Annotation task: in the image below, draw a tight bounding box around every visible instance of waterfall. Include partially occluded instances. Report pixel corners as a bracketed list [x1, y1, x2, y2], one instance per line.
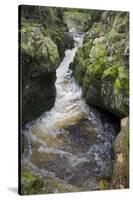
[21, 31, 116, 191]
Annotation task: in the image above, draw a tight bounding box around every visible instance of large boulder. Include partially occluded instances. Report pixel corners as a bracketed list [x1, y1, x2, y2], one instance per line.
[20, 23, 60, 125]
[111, 117, 129, 189]
[72, 11, 129, 118]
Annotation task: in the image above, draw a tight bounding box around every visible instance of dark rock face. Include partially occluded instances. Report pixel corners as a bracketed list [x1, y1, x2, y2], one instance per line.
[19, 5, 73, 125]
[22, 72, 56, 125]
[71, 11, 129, 118]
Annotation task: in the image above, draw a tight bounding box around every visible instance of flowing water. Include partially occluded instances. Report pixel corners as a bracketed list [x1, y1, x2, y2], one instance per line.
[21, 32, 117, 192]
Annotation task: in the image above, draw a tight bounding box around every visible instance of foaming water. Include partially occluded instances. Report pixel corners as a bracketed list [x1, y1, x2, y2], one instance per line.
[21, 33, 116, 190]
[34, 34, 90, 134]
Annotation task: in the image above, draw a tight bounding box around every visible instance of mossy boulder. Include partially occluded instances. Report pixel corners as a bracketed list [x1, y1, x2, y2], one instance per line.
[71, 11, 129, 118]
[101, 65, 129, 117]
[20, 172, 78, 195]
[20, 5, 74, 125]
[20, 23, 59, 125]
[21, 23, 60, 73]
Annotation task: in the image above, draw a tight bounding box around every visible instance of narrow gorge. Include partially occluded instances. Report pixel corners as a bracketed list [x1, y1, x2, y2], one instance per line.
[19, 6, 129, 195]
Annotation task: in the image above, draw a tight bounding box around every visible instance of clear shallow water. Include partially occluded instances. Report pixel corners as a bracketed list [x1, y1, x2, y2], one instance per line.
[21, 33, 117, 191]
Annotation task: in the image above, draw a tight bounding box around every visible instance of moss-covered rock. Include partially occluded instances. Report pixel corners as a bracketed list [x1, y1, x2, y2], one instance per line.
[20, 171, 78, 195]
[64, 9, 102, 31]
[71, 11, 129, 118]
[20, 23, 59, 124]
[42, 176, 79, 193]
[101, 65, 129, 117]
[19, 5, 74, 125]
[98, 180, 110, 190]
[21, 24, 60, 72]
[21, 172, 44, 195]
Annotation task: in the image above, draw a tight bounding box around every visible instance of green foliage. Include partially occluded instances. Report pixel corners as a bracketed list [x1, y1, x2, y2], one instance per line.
[85, 23, 104, 39]
[107, 29, 120, 42]
[113, 12, 129, 33]
[90, 39, 107, 61]
[102, 65, 118, 79]
[21, 172, 43, 195]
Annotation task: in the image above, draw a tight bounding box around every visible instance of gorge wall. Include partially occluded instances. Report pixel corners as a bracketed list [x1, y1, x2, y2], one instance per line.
[71, 11, 129, 118]
[19, 5, 73, 125]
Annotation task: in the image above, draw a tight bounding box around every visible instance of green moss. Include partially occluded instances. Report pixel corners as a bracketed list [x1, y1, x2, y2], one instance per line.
[113, 12, 129, 33]
[113, 78, 121, 94]
[107, 29, 120, 42]
[83, 57, 107, 97]
[21, 172, 34, 180]
[90, 39, 107, 61]
[21, 23, 60, 72]
[102, 65, 118, 79]
[90, 57, 107, 75]
[101, 64, 129, 116]
[42, 26, 72, 58]
[71, 11, 129, 118]
[82, 40, 93, 58]
[98, 180, 109, 190]
[85, 23, 104, 39]
[113, 76, 128, 96]
[21, 172, 43, 195]
[72, 47, 89, 85]
[74, 58, 89, 85]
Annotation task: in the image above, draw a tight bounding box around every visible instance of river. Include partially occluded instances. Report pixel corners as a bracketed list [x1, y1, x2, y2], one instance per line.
[21, 32, 117, 191]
